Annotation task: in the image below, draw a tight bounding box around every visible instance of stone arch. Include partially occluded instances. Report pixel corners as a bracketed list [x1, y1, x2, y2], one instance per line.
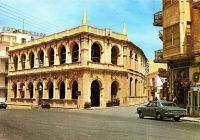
[91, 80, 100, 107]
[19, 82, 25, 98]
[135, 79, 138, 96]
[28, 82, 34, 98]
[59, 44, 66, 64]
[71, 42, 79, 62]
[12, 82, 17, 98]
[47, 81, 54, 99]
[72, 80, 78, 99]
[111, 80, 119, 99]
[90, 78, 103, 90]
[130, 77, 133, 96]
[37, 49, 44, 67]
[111, 46, 119, 65]
[29, 51, 35, 68]
[91, 42, 101, 63]
[21, 53, 26, 70]
[59, 81, 65, 99]
[13, 55, 18, 70]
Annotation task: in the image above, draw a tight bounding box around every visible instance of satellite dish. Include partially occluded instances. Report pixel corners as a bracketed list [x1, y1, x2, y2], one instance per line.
[193, 72, 199, 83]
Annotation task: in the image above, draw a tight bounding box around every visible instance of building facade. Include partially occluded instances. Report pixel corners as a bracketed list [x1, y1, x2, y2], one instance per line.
[7, 12, 147, 109]
[147, 59, 168, 101]
[0, 32, 31, 102]
[154, 0, 200, 116]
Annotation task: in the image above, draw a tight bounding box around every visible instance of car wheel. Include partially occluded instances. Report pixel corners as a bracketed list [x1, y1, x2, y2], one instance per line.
[174, 117, 180, 121]
[139, 111, 144, 118]
[156, 112, 162, 121]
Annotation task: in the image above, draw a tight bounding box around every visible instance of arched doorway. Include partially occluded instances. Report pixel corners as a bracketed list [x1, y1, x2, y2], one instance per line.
[91, 80, 100, 107]
[49, 82, 54, 99]
[91, 43, 100, 63]
[135, 79, 138, 96]
[60, 81, 65, 99]
[130, 78, 133, 96]
[37, 82, 43, 105]
[72, 81, 78, 99]
[60, 45, 66, 64]
[13, 83, 17, 98]
[20, 83, 25, 98]
[29, 82, 34, 98]
[111, 81, 118, 99]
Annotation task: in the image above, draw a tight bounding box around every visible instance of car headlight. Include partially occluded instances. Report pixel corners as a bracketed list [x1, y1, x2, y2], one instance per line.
[165, 110, 172, 114]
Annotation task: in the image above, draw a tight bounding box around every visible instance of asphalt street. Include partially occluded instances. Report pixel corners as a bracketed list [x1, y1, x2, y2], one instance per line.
[0, 104, 200, 140]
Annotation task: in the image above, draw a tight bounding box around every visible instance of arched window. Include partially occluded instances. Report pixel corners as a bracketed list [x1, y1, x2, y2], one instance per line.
[130, 50, 133, 58]
[111, 46, 117, 64]
[72, 81, 78, 99]
[20, 83, 25, 98]
[130, 78, 133, 96]
[49, 48, 54, 66]
[111, 81, 118, 99]
[14, 56, 18, 70]
[21, 54, 26, 70]
[49, 82, 54, 99]
[72, 43, 79, 62]
[29, 82, 34, 98]
[91, 43, 100, 63]
[39, 51, 44, 67]
[13, 83, 17, 98]
[60, 45, 66, 64]
[30, 53, 34, 68]
[60, 81, 65, 99]
[135, 54, 138, 60]
[135, 79, 138, 96]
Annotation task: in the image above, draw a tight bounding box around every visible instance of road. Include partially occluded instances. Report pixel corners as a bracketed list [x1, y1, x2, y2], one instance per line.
[0, 104, 200, 140]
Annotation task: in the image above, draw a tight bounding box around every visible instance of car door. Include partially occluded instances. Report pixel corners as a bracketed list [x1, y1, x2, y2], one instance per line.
[143, 102, 153, 116]
[150, 102, 157, 116]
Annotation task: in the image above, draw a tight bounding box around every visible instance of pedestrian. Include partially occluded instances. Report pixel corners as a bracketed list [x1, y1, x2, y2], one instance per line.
[173, 96, 178, 104]
[155, 96, 158, 101]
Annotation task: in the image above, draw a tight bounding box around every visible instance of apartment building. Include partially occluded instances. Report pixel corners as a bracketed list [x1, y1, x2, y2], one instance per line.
[154, 0, 200, 116]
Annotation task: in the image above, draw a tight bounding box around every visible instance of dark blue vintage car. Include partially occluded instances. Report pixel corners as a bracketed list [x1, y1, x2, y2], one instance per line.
[0, 102, 7, 109]
[137, 101, 187, 121]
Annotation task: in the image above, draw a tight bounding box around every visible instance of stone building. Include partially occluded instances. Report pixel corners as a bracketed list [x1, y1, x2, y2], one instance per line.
[154, 0, 200, 116]
[7, 12, 147, 109]
[0, 31, 31, 102]
[147, 59, 168, 101]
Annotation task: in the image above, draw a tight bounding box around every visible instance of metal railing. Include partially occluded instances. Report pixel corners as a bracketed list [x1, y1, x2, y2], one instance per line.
[153, 11, 163, 26]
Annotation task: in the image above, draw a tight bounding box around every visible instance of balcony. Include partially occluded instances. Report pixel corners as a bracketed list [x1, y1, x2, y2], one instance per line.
[192, 1, 200, 9]
[153, 11, 163, 26]
[154, 49, 167, 63]
[159, 30, 163, 41]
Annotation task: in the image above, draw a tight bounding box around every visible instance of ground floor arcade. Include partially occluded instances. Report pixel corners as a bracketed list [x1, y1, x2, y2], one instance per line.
[7, 69, 147, 109]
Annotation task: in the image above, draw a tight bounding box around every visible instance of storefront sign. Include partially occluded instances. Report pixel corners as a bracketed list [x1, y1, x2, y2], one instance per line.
[181, 79, 189, 88]
[2, 26, 46, 37]
[190, 84, 200, 87]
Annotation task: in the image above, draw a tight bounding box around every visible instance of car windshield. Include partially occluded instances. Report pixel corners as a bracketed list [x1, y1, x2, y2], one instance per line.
[161, 102, 177, 107]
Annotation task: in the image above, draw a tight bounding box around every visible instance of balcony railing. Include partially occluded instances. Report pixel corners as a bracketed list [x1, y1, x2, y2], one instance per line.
[153, 11, 163, 26]
[192, 1, 200, 9]
[154, 49, 167, 63]
[159, 30, 163, 41]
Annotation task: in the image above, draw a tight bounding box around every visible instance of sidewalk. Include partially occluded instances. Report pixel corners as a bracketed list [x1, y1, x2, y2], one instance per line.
[182, 117, 200, 123]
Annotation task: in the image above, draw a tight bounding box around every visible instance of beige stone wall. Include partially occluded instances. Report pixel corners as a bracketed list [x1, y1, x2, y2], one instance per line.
[7, 25, 147, 109]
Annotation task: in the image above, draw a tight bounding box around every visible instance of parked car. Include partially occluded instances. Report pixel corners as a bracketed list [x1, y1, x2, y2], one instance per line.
[0, 102, 7, 109]
[137, 101, 187, 121]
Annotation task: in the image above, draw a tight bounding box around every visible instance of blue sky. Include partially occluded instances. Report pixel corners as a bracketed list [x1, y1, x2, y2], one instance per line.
[0, 0, 162, 60]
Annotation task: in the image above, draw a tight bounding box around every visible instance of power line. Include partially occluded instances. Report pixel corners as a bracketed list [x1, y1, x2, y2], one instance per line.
[0, 8, 61, 32]
[0, 13, 53, 34]
[0, 2, 64, 30]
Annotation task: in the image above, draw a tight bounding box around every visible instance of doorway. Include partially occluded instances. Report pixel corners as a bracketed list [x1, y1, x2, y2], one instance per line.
[91, 80, 100, 107]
